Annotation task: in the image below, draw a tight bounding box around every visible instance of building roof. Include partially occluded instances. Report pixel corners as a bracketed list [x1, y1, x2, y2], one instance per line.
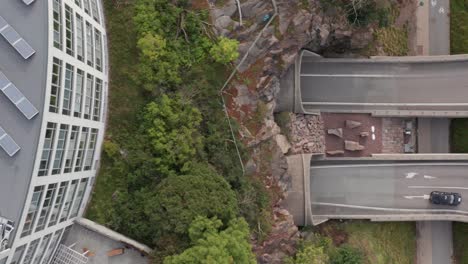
[75, 218, 153, 254]
[0, 1, 48, 224]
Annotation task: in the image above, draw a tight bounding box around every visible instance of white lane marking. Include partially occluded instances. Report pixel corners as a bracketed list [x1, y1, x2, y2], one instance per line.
[439, 7, 445, 13]
[301, 73, 397, 78]
[404, 195, 430, 200]
[312, 202, 468, 214]
[311, 163, 468, 169]
[300, 73, 444, 78]
[302, 102, 468, 107]
[409, 186, 468, 190]
[406, 172, 418, 179]
[431, 0, 437, 6]
[424, 175, 437, 179]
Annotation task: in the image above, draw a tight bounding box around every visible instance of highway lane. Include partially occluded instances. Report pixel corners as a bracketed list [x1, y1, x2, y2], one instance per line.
[429, 0, 450, 55]
[299, 56, 468, 113]
[310, 161, 468, 217]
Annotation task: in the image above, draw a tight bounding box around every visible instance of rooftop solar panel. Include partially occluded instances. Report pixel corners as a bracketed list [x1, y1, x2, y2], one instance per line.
[1, 26, 20, 43]
[0, 71, 39, 120]
[23, 0, 36, 5]
[0, 15, 36, 59]
[0, 126, 20, 157]
[13, 39, 35, 59]
[0, 16, 7, 29]
[0, 72, 10, 89]
[16, 98, 39, 119]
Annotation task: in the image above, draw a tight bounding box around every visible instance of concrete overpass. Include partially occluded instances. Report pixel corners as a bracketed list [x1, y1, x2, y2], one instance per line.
[276, 51, 468, 225]
[283, 154, 468, 226]
[278, 51, 468, 117]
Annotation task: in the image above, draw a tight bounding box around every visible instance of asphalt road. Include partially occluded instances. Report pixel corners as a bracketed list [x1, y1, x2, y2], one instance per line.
[300, 57, 468, 113]
[429, 0, 450, 55]
[310, 161, 468, 217]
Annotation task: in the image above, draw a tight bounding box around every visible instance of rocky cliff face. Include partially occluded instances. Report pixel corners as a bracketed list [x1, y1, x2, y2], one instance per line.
[206, 0, 376, 262]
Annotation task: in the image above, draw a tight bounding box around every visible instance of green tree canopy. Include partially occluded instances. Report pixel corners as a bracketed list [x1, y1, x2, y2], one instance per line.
[144, 164, 239, 238]
[134, 0, 214, 91]
[209, 37, 240, 64]
[137, 33, 183, 89]
[143, 94, 203, 176]
[164, 216, 256, 264]
[290, 244, 329, 264]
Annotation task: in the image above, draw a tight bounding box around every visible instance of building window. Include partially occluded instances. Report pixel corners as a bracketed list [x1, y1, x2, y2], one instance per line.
[38, 123, 57, 177]
[93, 78, 102, 121]
[74, 0, 81, 7]
[84, 74, 93, 119]
[74, 69, 84, 117]
[84, 129, 98, 170]
[74, 127, 89, 172]
[60, 180, 78, 222]
[65, 5, 74, 56]
[52, 124, 69, 175]
[48, 182, 68, 227]
[69, 178, 88, 218]
[86, 22, 94, 67]
[94, 29, 103, 71]
[62, 64, 74, 115]
[76, 14, 85, 62]
[43, 229, 63, 264]
[64, 126, 79, 173]
[35, 184, 57, 232]
[83, 0, 91, 15]
[53, 0, 63, 49]
[22, 239, 40, 264]
[90, 0, 100, 23]
[49, 58, 62, 113]
[33, 233, 52, 264]
[21, 186, 44, 237]
[10, 245, 26, 264]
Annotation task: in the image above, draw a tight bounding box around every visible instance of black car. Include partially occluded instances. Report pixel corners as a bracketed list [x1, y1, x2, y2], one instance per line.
[429, 191, 462, 206]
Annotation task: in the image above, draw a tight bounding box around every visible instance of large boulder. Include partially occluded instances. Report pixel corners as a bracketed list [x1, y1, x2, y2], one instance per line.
[345, 140, 365, 151]
[327, 128, 343, 138]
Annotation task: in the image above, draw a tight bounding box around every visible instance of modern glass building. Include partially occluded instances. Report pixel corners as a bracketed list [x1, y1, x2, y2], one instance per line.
[0, 0, 107, 263]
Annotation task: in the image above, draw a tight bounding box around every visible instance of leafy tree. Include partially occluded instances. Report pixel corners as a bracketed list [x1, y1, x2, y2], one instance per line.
[144, 164, 239, 239]
[137, 33, 183, 89]
[331, 245, 363, 264]
[134, 0, 214, 91]
[143, 94, 203, 176]
[293, 245, 328, 264]
[163, 216, 256, 264]
[210, 37, 240, 64]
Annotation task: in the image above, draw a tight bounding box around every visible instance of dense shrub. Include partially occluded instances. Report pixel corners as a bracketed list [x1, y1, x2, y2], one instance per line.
[164, 216, 256, 264]
[144, 164, 239, 237]
[142, 94, 203, 176]
[330, 245, 364, 264]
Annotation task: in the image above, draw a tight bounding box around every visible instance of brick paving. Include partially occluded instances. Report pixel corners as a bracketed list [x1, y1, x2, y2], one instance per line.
[382, 118, 406, 153]
[321, 113, 382, 157]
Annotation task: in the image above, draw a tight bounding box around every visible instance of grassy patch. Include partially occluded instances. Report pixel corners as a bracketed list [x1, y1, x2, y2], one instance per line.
[451, 118, 468, 263]
[319, 221, 416, 264]
[344, 221, 415, 264]
[451, 0, 468, 54]
[450, 119, 468, 153]
[86, 0, 147, 222]
[454, 222, 468, 264]
[375, 26, 408, 56]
